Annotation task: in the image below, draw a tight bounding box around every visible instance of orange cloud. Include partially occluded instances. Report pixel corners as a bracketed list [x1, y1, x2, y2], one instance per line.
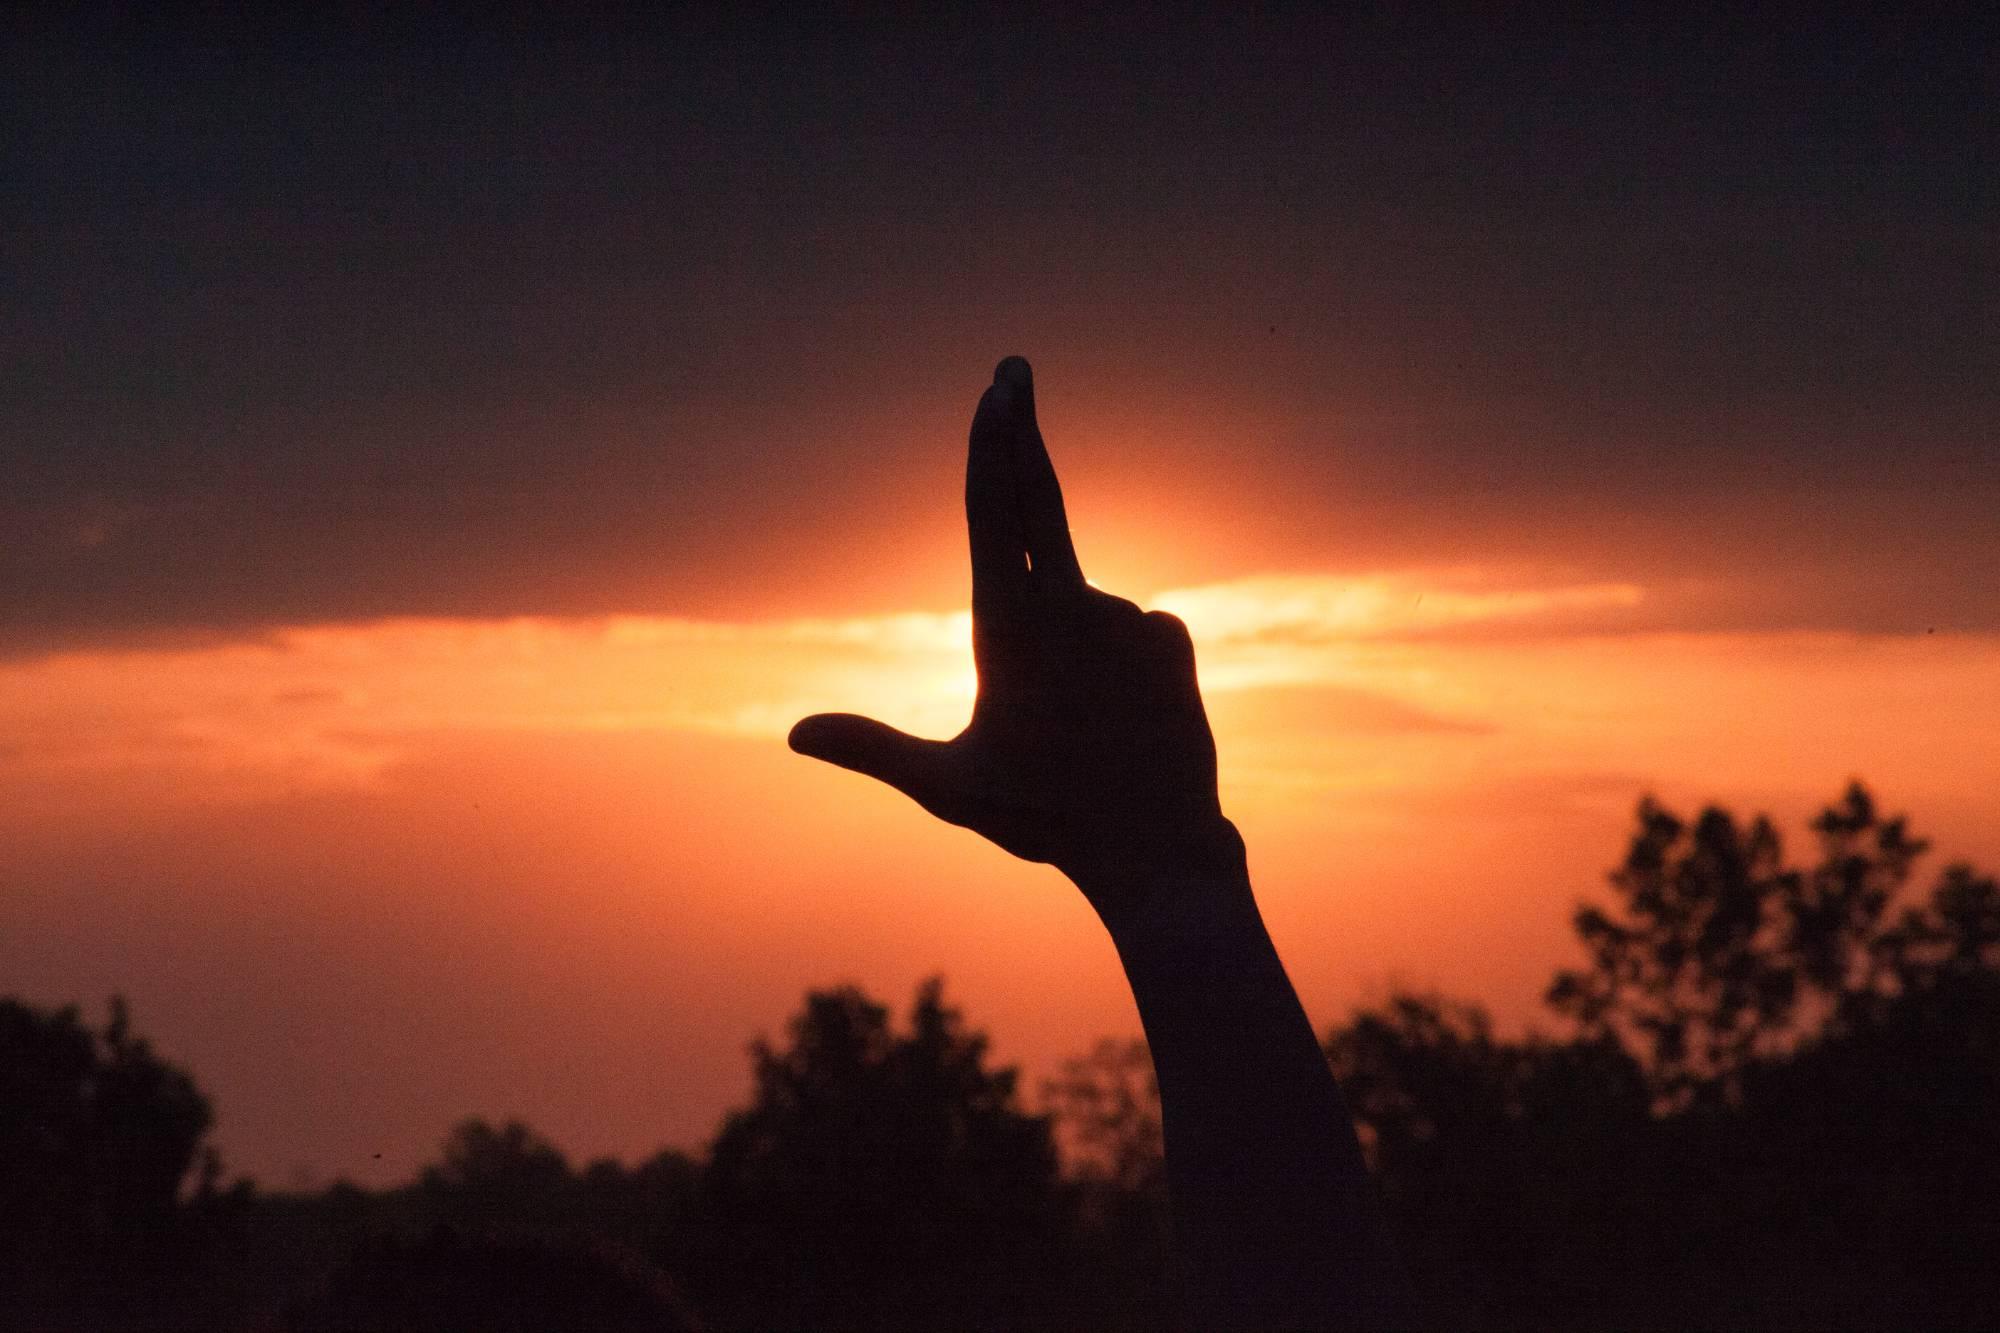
[0, 570, 1649, 793]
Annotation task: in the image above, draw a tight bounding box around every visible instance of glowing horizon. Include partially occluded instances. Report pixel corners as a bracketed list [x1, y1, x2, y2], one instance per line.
[6, 557, 1996, 1188]
[0, 566, 1650, 795]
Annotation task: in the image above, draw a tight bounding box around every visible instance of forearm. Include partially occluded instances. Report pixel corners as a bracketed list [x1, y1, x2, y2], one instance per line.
[1085, 831, 1405, 1329]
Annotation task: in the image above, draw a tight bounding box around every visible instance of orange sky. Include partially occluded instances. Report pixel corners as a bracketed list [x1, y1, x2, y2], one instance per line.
[7, 9, 1996, 1192]
[4, 560, 1995, 1186]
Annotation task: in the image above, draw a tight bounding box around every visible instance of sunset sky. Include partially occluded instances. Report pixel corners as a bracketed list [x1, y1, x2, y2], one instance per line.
[4, 11, 1995, 1187]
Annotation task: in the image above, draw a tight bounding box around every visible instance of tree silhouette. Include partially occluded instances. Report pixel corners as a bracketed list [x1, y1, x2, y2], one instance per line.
[692, 977, 1062, 1328]
[1869, 861, 2000, 1003]
[0, 995, 225, 1324]
[1042, 1037, 1164, 1201]
[414, 1118, 577, 1241]
[0, 996, 213, 1257]
[10, 781, 1993, 1328]
[1546, 798, 1798, 1105]
[1040, 1037, 1173, 1317]
[1547, 782, 1932, 1106]
[1788, 782, 1930, 1007]
[1046, 782, 2000, 1327]
[1319, 996, 1652, 1326]
[1362, 783, 2000, 1327]
[288, 1228, 699, 1333]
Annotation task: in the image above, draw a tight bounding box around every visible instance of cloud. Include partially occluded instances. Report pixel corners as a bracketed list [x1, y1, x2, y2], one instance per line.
[8, 566, 1998, 821]
[0, 570, 1626, 797]
[1155, 571, 1645, 646]
[1209, 685, 1495, 736]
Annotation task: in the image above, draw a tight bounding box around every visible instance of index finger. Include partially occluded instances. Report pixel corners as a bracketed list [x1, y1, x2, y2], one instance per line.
[967, 379, 1027, 617]
[993, 357, 1084, 586]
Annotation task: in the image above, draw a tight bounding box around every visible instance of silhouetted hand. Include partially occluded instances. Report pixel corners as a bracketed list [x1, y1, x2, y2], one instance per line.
[788, 356, 1405, 1328]
[789, 357, 1240, 915]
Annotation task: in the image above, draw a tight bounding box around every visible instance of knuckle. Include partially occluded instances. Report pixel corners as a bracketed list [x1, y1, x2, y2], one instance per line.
[1080, 587, 1144, 622]
[1144, 609, 1193, 645]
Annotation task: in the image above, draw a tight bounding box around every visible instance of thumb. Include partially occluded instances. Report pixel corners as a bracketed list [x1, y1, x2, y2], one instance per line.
[788, 713, 952, 806]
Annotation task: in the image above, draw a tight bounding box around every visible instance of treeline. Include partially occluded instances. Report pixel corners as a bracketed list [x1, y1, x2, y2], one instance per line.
[2, 783, 1996, 1329]
[1329, 784, 2000, 1328]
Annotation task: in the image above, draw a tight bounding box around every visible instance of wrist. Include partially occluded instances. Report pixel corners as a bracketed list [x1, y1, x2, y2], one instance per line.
[1088, 825, 1299, 1036]
[1070, 817, 1256, 945]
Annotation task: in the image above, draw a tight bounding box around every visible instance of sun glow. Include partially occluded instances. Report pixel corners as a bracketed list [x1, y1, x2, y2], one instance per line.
[5, 570, 1996, 1189]
[0, 571, 1644, 793]
[5, 568, 1993, 847]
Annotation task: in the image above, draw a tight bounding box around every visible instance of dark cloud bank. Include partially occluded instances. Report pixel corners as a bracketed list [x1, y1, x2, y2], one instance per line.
[6, 10, 1993, 650]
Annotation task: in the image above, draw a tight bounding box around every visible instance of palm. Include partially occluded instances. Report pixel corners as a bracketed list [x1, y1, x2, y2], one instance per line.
[791, 358, 1227, 894]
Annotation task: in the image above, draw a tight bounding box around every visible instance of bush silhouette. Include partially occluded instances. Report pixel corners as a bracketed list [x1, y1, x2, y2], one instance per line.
[0, 997, 213, 1256]
[0, 996, 230, 1324]
[287, 1227, 699, 1333]
[690, 977, 1064, 1328]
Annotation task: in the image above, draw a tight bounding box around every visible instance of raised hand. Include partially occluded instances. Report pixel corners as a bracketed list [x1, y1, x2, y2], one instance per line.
[788, 356, 1241, 915]
[787, 355, 1406, 1328]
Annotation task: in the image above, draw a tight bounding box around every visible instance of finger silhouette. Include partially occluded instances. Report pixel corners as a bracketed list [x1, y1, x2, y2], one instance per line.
[993, 357, 1084, 586]
[967, 383, 1027, 617]
[788, 712, 952, 807]
[1145, 609, 1200, 687]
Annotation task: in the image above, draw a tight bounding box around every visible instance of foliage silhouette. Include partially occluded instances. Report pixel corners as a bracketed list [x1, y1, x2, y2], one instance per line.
[1548, 781, 1933, 1107]
[1038, 1038, 1176, 1323]
[1346, 783, 2000, 1327]
[0, 997, 213, 1254]
[0, 996, 241, 1326]
[1042, 783, 2000, 1328]
[5, 781, 1995, 1329]
[1043, 1037, 1166, 1202]
[688, 977, 1067, 1328]
[286, 1227, 699, 1332]
[417, 1118, 575, 1240]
